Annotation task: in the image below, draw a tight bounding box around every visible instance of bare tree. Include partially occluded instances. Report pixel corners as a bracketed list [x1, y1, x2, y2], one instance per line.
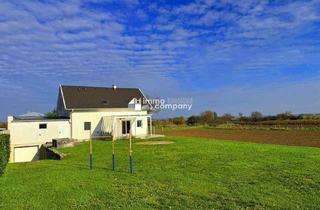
[200, 111, 215, 124]
[251, 111, 263, 122]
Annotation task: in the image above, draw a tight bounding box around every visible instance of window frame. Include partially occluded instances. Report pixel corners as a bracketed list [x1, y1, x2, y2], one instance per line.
[39, 123, 47, 129]
[137, 120, 142, 128]
[84, 122, 91, 131]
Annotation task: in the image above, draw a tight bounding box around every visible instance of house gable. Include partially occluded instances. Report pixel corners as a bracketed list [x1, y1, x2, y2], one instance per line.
[57, 86, 70, 117]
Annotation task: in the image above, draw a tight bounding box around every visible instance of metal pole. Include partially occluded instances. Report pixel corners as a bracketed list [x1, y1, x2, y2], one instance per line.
[89, 127, 93, 170]
[129, 155, 133, 175]
[112, 133, 115, 171]
[148, 116, 151, 136]
[129, 128, 133, 175]
[150, 116, 153, 136]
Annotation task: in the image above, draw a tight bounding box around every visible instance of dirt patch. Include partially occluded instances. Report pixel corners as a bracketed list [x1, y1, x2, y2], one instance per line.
[135, 141, 174, 145]
[163, 128, 320, 148]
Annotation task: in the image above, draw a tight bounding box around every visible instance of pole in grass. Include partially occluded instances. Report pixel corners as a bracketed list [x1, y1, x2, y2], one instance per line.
[89, 128, 93, 170]
[129, 129, 133, 175]
[89, 126, 93, 170]
[112, 132, 115, 171]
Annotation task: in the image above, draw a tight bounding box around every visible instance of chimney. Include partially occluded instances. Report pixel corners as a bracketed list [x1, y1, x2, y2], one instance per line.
[112, 84, 117, 90]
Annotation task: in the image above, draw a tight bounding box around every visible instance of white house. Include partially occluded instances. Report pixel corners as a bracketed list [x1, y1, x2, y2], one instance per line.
[7, 85, 153, 163]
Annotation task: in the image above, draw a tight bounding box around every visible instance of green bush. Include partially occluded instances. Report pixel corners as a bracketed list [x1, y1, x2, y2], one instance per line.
[0, 134, 10, 175]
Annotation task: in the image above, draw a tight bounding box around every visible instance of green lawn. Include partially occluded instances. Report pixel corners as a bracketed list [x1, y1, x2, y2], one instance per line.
[1, 137, 320, 209]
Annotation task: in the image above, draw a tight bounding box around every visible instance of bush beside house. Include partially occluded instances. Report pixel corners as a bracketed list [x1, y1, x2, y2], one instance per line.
[0, 134, 10, 175]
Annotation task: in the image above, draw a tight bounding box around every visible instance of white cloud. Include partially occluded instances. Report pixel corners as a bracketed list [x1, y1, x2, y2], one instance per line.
[0, 0, 319, 120]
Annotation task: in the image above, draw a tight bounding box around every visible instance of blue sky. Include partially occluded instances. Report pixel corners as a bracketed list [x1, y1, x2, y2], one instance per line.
[0, 0, 320, 120]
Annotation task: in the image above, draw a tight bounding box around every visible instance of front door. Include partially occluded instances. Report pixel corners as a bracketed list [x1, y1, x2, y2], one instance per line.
[122, 120, 131, 135]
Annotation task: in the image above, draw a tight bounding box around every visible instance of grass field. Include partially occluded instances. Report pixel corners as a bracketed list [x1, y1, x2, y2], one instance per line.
[1, 137, 320, 209]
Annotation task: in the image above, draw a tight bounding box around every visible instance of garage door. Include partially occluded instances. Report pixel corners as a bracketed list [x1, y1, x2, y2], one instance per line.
[14, 146, 39, 163]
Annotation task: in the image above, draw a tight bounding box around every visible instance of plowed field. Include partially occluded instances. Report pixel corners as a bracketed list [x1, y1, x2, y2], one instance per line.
[164, 128, 320, 147]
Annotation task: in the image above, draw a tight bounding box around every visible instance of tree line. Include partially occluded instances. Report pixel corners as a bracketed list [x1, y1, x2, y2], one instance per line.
[154, 111, 320, 126]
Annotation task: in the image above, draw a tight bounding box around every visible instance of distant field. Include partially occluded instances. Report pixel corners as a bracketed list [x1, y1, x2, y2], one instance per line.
[1, 137, 320, 209]
[162, 128, 320, 148]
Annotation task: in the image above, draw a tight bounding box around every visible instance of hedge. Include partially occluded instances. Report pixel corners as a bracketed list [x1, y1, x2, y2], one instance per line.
[0, 134, 10, 175]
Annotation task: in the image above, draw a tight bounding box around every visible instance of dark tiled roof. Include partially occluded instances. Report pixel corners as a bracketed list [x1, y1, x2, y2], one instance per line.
[61, 85, 146, 109]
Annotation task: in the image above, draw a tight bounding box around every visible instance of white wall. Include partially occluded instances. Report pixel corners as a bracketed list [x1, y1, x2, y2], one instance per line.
[70, 109, 149, 140]
[9, 120, 71, 146]
[6, 109, 150, 162]
[7, 117, 70, 162]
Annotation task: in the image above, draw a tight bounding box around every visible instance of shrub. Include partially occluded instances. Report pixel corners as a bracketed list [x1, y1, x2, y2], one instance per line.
[187, 115, 201, 126]
[200, 111, 216, 124]
[276, 111, 293, 120]
[218, 113, 234, 122]
[0, 134, 10, 175]
[171, 116, 186, 125]
[251, 111, 263, 122]
[44, 109, 58, 119]
[215, 122, 241, 129]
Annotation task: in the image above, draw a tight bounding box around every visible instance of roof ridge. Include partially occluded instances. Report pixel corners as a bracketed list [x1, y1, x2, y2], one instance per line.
[61, 85, 139, 90]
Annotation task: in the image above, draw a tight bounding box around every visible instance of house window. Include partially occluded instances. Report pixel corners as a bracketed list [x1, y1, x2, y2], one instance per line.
[137, 120, 142, 128]
[84, 122, 91, 131]
[39, 123, 47, 129]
